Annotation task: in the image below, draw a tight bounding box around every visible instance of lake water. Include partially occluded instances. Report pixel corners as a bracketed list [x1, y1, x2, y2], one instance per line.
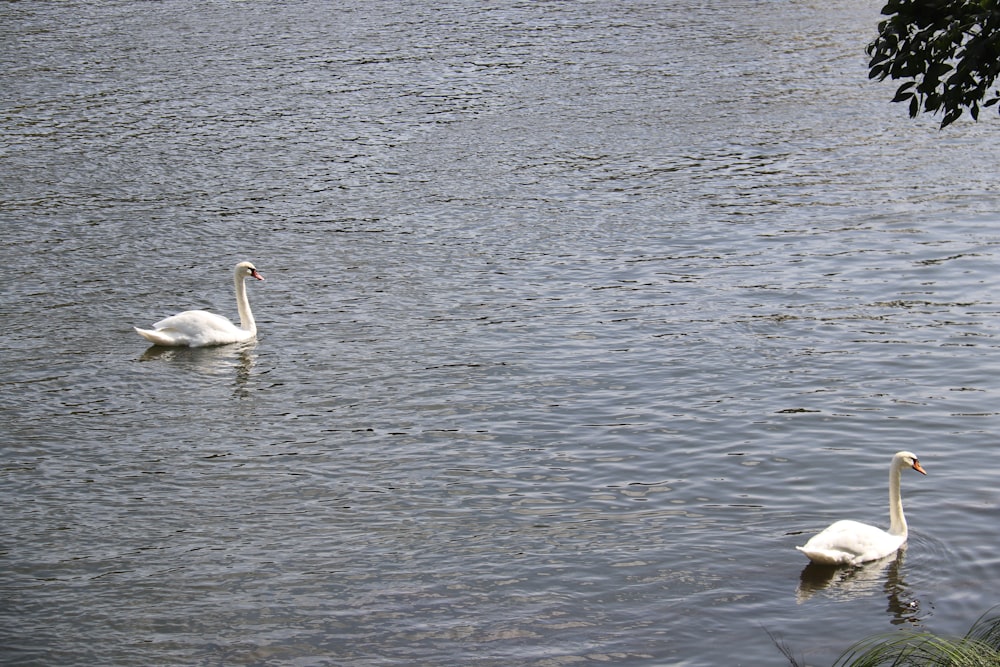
[3, 1, 1000, 665]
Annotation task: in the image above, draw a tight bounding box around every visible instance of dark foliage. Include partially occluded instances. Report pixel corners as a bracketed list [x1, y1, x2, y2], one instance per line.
[867, 0, 1000, 127]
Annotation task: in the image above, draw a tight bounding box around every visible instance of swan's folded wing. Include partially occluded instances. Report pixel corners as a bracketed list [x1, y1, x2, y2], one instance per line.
[153, 310, 235, 334]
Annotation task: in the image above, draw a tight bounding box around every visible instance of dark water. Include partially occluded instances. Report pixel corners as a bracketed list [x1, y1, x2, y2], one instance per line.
[3, 1, 1000, 665]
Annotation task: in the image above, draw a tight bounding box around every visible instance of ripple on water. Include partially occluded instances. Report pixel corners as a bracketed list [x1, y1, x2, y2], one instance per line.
[5, 1, 1000, 666]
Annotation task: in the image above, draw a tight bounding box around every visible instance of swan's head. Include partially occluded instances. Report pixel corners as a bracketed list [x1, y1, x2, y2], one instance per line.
[236, 261, 264, 282]
[895, 451, 926, 475]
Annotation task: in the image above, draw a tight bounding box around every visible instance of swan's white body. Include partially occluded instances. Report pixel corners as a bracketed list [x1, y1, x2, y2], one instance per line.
[796, 451, 926, 566]
[135, 262, 264, 347]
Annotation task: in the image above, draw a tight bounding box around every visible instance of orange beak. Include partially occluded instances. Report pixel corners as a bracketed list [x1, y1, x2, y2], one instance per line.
[251, 269, 264, 281]
[912, 460, 926, 475]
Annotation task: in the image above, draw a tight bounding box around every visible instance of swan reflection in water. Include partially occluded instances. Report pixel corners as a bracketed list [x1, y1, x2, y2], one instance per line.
[138, 341, 258, 398]
[796, 548, 925, 626]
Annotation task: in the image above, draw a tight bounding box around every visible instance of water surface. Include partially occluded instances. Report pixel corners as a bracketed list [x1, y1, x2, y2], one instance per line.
[3, 1, 1000, 665]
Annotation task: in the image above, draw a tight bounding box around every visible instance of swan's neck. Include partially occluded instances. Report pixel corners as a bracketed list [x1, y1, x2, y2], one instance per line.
[888, 461, 906, 537]
[234, 272, 256, 334]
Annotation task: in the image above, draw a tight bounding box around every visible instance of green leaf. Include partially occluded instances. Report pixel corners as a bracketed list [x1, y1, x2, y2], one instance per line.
[927, 62, 953, 78]
[892, 81, 917, 101]
[941, 107, 962, 127]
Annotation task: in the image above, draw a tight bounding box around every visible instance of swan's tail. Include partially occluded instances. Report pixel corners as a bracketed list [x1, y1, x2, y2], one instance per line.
[796, 545, 858, 566]
[134, 326, 177, 347]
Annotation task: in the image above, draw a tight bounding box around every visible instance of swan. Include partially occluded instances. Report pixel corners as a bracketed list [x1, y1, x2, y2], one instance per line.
[135, 261, 264, 347]
[796, 451, 926, 566]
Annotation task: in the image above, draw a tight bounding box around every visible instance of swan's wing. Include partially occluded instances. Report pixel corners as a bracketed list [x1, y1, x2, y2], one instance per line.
[153, 310, 238, 335]
[798, 520, 904, 565]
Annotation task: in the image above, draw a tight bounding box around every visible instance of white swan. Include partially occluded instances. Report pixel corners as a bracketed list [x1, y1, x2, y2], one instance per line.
[796, 451, 926, 566]
[135, 261, 264, 347]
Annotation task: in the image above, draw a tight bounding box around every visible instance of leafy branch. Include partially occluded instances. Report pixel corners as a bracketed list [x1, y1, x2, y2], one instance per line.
[867, 0, 1000, 127]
